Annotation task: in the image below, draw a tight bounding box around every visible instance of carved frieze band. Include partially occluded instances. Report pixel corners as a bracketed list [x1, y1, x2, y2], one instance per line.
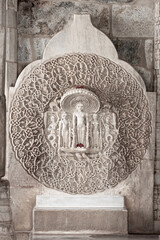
[9, 53, 151, 194]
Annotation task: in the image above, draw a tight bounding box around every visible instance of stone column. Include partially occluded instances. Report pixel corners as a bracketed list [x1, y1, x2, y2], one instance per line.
[0, 0, 6, 178]
[0, 0, 17, 178]
[5, 0, 17, 97]
[0, 1, 17, 238]
[154, 0, 160, 233]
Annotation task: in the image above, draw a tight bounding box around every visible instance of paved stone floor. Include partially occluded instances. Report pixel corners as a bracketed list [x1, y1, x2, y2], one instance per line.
[33, 235, 160, 240]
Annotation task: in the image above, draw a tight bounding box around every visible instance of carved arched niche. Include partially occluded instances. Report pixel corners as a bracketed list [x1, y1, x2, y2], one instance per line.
[9, 53, 151, 194]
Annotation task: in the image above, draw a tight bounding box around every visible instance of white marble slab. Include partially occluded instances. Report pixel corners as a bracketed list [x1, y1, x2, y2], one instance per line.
[36, 195, 125, 208]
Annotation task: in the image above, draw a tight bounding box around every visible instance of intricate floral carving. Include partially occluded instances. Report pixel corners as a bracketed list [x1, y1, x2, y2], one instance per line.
[9, 53, 152, 194]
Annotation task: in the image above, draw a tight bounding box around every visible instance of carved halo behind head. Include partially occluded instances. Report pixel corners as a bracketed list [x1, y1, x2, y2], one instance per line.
[60, 88, 100, 113]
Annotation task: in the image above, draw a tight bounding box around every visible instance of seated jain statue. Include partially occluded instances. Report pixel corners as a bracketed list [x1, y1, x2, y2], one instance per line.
[72, 102, 89, 149]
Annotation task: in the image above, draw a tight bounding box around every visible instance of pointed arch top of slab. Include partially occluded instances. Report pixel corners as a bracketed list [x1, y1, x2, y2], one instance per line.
[15, 14, 146, 91]
[43, 14, 118, 61]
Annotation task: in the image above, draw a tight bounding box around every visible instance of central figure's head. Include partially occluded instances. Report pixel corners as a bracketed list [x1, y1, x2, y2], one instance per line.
[76, 102, 84, 112]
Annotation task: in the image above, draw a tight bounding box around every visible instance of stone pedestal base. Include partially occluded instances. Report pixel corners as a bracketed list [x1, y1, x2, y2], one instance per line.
[33, 207, 128, 235]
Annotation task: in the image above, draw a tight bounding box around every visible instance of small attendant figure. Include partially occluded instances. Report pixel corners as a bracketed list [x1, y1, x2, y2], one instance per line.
[59, 112, 70, 149]
[91, 113, 100, 149]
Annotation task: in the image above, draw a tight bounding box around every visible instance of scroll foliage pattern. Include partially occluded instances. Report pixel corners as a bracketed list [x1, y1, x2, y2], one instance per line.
[9, 54, 151, 194]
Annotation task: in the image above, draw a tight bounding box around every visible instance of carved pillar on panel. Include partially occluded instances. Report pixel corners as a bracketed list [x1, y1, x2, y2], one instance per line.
[154, 0, 160, 233]
[0, 0, 6, 178]
[4, 0, 17, 177]
[5, 0, 17, 97]
[0, 0, 17, 239]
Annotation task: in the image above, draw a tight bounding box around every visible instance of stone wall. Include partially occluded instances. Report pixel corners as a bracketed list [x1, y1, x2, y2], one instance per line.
[0, 180, 14, 240]
[18, 0, 155, 91]
[0, 0, 159, 238]
[154, 0, 160, 233]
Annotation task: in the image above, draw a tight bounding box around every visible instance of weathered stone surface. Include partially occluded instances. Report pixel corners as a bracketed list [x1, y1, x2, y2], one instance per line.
[15, 232, 31, 240]
[6, 28, 17, 62]
[7, 141, 42, 188]
[0, 237, 14, 240]
[156, 148, 160, 161]
[0, 27, 5, 59]
[113, 38, 144, 65]
[127, 160, 154, 233]
[100, 159, 154, 233]
[0, 223, 13, 235]
[144, 92, 156, 161]
[7, 0, 17, 11]
[18, 37, 32, 63]
[0, 180, 9, 199]
[156, 122, 160, 161]
[0, 192, 8, 199]
[0, 0, 6, 27]
[5, 62, 17, 97]
[145, 39, 153, 69]
[154, 221, 160, 234]
[0, 27, 5, 95]
[0, 96, 6, 178]
[112, 5, 154, 37]
[155, 170, 160, 185]
[17, 63, 28, 75]
[0, 206, 12, 222]
[0, 57, 5, 95]
[10, 188, 41, 231]
[157, 75, 160, 94]
[154, 186, 160, 222]
[157, 95, 160, 120]
[6, 9, 17, 28]
[33, 208, 128, 234]
[155, 161, 160, 170]
[135, 66, 153, 91]
[0, 180, 14, 239]
[33, 38, 50, 60]
[18, 1, 110, 36]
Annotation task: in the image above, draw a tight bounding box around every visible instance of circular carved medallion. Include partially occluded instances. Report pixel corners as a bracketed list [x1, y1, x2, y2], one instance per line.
[9, 53, 152, 194]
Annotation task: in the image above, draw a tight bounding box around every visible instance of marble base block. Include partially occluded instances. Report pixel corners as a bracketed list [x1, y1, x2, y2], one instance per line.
[33, 207, 128, 235]
[36, 195, 125, 208]
[33, 195, 127, 235]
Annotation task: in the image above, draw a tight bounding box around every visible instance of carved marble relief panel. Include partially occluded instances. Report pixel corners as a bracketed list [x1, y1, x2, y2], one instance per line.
[9, 53, 151, 194]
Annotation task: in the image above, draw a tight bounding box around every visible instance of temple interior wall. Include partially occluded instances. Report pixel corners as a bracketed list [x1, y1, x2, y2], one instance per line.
[0, 0, 160, 240]
[17, 0, 155, 91]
